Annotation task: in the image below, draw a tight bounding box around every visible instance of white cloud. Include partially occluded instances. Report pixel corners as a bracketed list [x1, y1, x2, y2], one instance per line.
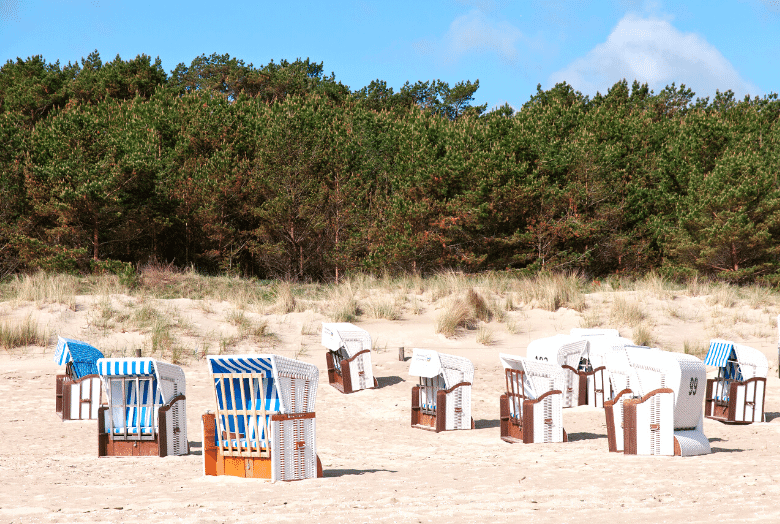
[439, 9, 524, 65]
[549, 14, 759, 99]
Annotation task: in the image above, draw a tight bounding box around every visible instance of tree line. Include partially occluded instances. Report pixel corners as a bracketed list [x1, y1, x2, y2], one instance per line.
[1, 51, 779, 283]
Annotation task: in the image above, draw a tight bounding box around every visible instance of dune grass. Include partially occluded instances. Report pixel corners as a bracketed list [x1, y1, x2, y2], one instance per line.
[0, 315, 48, 350]
[4, 267, 779, 361]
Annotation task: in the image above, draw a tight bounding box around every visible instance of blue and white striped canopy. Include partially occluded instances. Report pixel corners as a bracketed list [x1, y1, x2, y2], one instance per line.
[207, 355, 280, 413]
[704, 340, 735, 368]
[97, 358, 156, 377]
[53, 337, 104, 379]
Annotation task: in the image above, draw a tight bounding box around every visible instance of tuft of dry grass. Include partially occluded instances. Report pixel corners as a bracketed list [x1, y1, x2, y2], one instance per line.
[466, 288, 492, 322]
[505, 318, 522, 335]
[635, 272, 678, 300]
[3, 272, 78, 309]
[706, 285, 738, 308]
[0, 315, 48, 350]
[632, 324, 654, 347]
[476, 325, 494, 345]
[744, 285, 773, 309]
[365, 295, 402, 320]
[684, 276, 710, 297]
[683, 340, 708, 359]
[272, 283, 296, 314]
[436, 299, 473, 337]
[579, 308, 603, 329]
[610, 295, 646, 326]
[329, 283, 360, 322]
[515, 273, 585, 312]
[429, 271, 469, 301]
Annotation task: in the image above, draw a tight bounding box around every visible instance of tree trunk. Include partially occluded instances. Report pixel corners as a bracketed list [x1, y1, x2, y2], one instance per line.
[93, 216, 99, 261]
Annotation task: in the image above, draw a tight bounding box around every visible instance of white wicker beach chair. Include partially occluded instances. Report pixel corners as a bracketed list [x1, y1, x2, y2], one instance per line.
[704, 339, 767, 424]
[321, 323, 377, 394]
[499, 354, 567, 444]
[409, 348, 474, 432]
[604, 346, 710, 456]
[526, 335, 588, 408]
[54, 337, 103, 421]
[96, 358, 188, 457]
[202, 354, 321, 482]
[571, 329, 635, 407]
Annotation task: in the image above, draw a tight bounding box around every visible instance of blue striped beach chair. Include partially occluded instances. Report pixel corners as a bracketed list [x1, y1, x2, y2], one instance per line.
[321, 323, 377, 394]
[704, 339, 767, 424]
[499, 354, 567, 444]
[409, 349, 474, 432]
[202, 354, 322, 481]
[54, 337, 103, 421]
[96, 358, 188, 457]
[604, 346, 710, 456]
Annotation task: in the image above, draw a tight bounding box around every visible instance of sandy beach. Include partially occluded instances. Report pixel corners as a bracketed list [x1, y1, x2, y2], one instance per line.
[2, 282, 780, 523]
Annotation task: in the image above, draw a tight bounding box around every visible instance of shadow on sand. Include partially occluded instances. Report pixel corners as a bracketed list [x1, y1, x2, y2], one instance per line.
[324, 468, 397, 478]
[376, 375, 405, 388]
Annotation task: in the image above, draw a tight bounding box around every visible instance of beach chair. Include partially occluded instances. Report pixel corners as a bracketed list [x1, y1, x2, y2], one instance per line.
[202, 355, 322, 481]
[570, 329, 635, 407]
[499, 354, 567, 444]
[604, 346, 710, 456]
[96, 358, 188, 457]
[321, 322, 377, 394]
[409, 349, 474, 432]
[54, 337, 103, 421]
[704, 340, 767, 424]
[526, 335, 608, 408]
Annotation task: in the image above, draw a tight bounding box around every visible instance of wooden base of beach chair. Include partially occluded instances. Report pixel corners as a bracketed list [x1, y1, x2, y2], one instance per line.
[203, 453, 324, 480]
[499, 394, 568, 444]
[326, 351, 378, 394]
[411, 385, 474, 432]
[97, 395, 186, 457]
[55, 374, 101, 421]
[202, 413, 323, 480]
[705, 377, 765, 424]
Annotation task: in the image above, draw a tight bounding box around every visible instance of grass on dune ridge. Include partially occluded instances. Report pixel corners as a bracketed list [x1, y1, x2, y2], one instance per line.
[1, 267, 779, 364]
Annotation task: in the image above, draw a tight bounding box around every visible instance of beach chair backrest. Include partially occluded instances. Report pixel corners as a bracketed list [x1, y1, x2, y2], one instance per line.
[321, 323, 371, 358]
[580, 336, 633, 369]
[604, 348, 642, 395]
[733, 344, 769, 380]
[625, 348, 706, 431]
[410, 349, 446, 414]
[54, 337, 103, 379]
[526, 335, 587, 368]
[438, 353, 475, 388]
[97, 358, 165, 439]
[207, 355, 318, 457]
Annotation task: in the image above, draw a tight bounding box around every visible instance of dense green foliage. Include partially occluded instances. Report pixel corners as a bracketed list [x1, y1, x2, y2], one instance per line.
[2, 51, 779, 282]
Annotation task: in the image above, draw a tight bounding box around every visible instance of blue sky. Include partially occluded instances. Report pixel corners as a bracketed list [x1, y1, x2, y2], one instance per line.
[1, 0, 778, 110]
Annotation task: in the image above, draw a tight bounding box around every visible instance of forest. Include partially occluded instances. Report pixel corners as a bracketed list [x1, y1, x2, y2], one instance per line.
[1, 51, 779, 283]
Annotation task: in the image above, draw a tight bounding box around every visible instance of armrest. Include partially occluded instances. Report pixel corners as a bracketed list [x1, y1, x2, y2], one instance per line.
[160, 393, 186, 411]
[442, 381, 471, 395]
[624, 388, 673, 407]
[271, 412, 316, 421]
[604, 388, 634, 408]
[342, 349, 371, 364]
[523, 389, 562, 406]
